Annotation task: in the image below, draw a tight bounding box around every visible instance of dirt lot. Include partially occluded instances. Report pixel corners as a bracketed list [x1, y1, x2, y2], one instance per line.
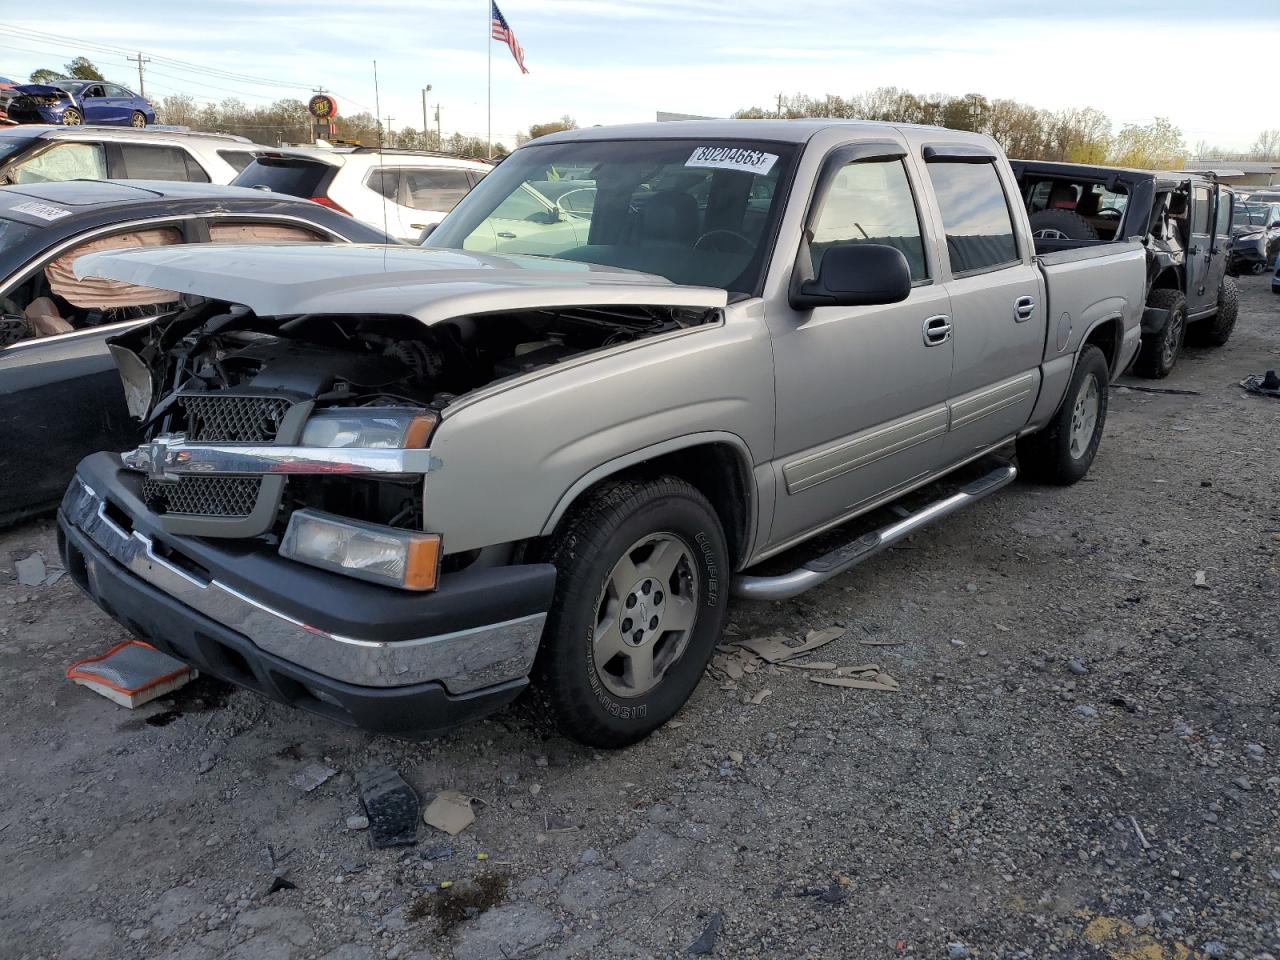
[2, 275, 1278, 960]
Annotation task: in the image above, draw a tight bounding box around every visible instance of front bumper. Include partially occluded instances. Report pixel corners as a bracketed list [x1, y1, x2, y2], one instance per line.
[58, 453, 558, 735]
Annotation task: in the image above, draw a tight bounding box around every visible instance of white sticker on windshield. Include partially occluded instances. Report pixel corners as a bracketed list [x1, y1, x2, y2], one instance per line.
[686, 146, 778, 176]
[12, 200, 72, 222]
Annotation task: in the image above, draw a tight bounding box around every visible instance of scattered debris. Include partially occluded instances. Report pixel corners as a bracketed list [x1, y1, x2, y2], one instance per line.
[420, 841, 455, 861]
[735, 626, 845, 663]
[1241, 370, 1280, 398]
[687, 912, 724, 955]
[747, 688, 772, 705]
[267, 876, 296, 894]
[1118, 384, 1201, 396]
[14, 552, 46, 586]
[423, 790, 476, 836]
[357, 764, 420, 848]
[776, 660, 839, 671]
[66, 640, 196, 709]
[288, 762, 337, 794]
[1193, 570, 1209, 589]
[410, 873, 510, 934]
[345, 814, 370, 831]
[727, 751, 744, 765]
[810, 674, 899, 692]
[1129, 815, 1151, 850]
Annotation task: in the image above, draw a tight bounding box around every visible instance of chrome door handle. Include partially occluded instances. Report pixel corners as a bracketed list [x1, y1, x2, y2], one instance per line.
[496, 231, 517, 239]
[922, 315, 952, 346]
[1014, 296, 1036, 323]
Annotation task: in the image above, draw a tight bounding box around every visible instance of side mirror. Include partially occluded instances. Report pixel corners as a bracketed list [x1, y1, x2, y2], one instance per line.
[790, 242, 912, 310]
[416, 223, 437, 244]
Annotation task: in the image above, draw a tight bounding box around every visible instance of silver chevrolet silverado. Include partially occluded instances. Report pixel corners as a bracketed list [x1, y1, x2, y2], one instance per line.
[58, 120, 1145, 746]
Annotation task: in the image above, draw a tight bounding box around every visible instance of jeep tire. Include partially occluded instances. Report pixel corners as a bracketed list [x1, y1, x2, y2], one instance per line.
[536, 477, 729, 748]
[1189, 275, 1238, 348]
[1134, 289, 1187, 379]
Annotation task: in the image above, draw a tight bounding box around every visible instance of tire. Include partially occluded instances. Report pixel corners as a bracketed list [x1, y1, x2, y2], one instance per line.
[62, 107, 82, 126]
[535, 477, 729, 748]
[130, 111, 147, 128]
[1134, 289, 1187, 379]
[1028, 209, 1099, 242]
[1016, 344, 1109, 486]
[1189, 275, 1238, 348]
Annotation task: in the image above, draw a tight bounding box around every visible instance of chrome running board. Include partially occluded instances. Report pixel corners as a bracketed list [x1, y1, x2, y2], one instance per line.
[732, 462, 1018, 601]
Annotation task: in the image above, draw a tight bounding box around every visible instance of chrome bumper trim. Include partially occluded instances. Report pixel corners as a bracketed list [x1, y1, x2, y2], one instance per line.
[121, 433, 435, 479]
[62, 479, 543, 693]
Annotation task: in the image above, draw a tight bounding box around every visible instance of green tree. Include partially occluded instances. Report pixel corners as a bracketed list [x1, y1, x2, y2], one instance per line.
[1110, 117, 1186, 170]
[30, 57, 105, 84]
[526, 115, 577, 141]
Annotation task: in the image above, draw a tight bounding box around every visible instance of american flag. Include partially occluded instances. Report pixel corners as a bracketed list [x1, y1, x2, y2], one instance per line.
[490, 1, 529, 74]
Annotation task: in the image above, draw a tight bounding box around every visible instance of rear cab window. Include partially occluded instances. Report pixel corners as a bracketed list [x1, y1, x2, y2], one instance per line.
[927, 161, 1019, 275]
[233, 157, 333, 197]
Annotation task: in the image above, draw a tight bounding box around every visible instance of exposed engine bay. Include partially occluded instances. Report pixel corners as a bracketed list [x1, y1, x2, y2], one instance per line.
[110, 299, 717, 539]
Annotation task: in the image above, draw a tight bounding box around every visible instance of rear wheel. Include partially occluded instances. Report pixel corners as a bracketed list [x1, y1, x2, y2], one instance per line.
[1134, 289, 1186, 379]
[130, 111, 147, 128]
[1016, 344, 1109, 486]
[536, 477, 728, 748]
[62, 107, 82, 125]
[1189, 275, 1238, 348]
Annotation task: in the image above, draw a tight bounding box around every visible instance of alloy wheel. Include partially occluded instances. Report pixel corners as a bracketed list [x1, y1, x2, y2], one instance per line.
[1069, 373, 1099, 460]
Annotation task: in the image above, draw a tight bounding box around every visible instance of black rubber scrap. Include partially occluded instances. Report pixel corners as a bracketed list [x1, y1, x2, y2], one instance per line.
[356, 763, 420, 848]
[688, 912, 723, 955]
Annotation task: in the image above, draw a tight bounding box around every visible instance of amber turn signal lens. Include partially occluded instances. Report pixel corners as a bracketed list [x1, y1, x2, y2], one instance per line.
[404, 534, 442, 591]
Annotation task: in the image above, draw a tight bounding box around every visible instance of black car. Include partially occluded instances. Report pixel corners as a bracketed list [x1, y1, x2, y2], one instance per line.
[0, 179, 394, 526]
[1227, 201, 1280, 275]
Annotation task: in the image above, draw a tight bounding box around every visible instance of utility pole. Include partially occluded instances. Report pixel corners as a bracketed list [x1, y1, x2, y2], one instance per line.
[383, 116, 395, 147]
[422, 85, 431, 148]
[435, 105, 441, 146]
[128, 52, 151, 98]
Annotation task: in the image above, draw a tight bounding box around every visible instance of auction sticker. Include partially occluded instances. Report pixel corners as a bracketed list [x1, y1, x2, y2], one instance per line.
[686, 146, 777, 176]
[12, 200, 72, 222]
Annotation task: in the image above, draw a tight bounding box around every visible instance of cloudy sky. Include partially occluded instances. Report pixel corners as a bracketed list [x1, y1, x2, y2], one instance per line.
[5, 1, 1276, 151]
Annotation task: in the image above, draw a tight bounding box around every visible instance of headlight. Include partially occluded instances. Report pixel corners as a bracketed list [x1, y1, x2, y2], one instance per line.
[280, 508, 441, 591]
[300, 407, 437, 449]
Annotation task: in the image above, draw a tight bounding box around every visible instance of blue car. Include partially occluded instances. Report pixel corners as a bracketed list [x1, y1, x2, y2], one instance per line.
[6, 80, 155, 128]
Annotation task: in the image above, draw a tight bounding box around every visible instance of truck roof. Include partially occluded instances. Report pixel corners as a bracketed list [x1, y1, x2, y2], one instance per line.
[536, 118, 995, 147]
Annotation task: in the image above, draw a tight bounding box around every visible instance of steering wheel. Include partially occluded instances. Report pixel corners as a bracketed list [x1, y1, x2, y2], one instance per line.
[694, 229, 756, 253]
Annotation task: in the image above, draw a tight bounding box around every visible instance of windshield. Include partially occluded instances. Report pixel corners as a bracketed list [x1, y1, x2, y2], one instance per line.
[1233, 204, 1267, 227]
[426, 138, 799, 294]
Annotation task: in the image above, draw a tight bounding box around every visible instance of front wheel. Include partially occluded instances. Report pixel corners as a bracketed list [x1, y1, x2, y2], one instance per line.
[536, 477, 729, 748]
[1016, 344, 1109, 486]
[62, 107, 83, 125]
[130, 111, 147, 128]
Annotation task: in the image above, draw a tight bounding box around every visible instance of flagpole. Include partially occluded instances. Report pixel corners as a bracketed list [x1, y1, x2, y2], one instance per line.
[486, 0, 492, 159]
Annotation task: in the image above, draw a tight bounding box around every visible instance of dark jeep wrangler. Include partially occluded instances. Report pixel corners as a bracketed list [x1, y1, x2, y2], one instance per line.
[1011, 161, 1237, 378]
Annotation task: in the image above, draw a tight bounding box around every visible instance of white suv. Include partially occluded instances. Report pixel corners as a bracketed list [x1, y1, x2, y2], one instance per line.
[232, 147, 491, 241]
[0, 125, 267, 186]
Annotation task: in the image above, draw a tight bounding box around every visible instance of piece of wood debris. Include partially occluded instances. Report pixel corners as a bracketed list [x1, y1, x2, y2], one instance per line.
[747, 688, 772, 705]
[736, 627, 845, 663]
[810, 673, 900, 692]
[776, 661, 838, 671]
[833, 664, 880, 676]
[857, 638, 906, 646]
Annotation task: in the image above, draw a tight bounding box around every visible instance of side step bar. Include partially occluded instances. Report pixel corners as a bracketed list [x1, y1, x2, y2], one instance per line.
[732, 462, 1018, 601]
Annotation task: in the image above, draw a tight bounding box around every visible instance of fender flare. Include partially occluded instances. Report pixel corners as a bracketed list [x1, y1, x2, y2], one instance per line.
[538, 430, 759, 553]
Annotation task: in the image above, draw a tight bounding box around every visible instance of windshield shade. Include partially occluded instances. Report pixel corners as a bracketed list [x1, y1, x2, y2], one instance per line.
[427, 138, 799, 295]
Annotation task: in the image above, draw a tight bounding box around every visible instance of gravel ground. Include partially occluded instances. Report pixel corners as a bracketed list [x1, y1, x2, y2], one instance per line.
[2, 274, 1278, 960]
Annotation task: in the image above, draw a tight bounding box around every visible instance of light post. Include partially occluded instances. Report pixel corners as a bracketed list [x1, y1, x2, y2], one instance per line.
[422, 85, 432, 149]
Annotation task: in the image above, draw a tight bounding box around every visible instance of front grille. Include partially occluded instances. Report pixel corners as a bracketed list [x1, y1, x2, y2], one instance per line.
[177, 395, 292, 443]
[141, 476, 262, 518]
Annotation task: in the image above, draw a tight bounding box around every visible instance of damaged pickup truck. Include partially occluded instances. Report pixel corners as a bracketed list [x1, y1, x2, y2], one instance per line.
[59, 121, 1146, 746]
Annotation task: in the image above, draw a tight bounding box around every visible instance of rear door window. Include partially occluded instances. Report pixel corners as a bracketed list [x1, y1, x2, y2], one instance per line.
[234, 158, 331, 197]
[1191, 187, 1211, 234]
[1215, 192, 1232, 237]
[927, 161, 1020, 275]
[11, 142, 106, 183]
[399, 168, 473, 211]
[116, 144, 206, 182]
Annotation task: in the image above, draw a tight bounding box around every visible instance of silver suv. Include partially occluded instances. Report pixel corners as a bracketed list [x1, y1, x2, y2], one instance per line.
[0, 125, 266, 186]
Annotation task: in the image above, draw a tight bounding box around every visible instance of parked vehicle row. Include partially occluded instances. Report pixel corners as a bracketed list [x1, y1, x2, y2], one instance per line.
[52, 120, 1147, 747]
[1228, 199, 1280, 275]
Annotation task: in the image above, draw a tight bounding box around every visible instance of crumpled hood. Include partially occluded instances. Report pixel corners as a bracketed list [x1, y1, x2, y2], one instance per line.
[73, 243, 728, 323]
[1231, 224, 1265, 239]
[13, 84, 73, 99]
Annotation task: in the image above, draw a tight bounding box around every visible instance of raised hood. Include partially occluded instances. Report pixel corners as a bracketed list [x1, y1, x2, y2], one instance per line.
[73, 244, 728, 323]
[13, 84, 73, 98]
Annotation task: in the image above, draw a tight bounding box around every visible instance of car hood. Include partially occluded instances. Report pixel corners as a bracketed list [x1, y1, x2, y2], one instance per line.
[1231, 225, 1266, 238]
[73, 243, 729, 323]
[13, 84, 73, 98]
